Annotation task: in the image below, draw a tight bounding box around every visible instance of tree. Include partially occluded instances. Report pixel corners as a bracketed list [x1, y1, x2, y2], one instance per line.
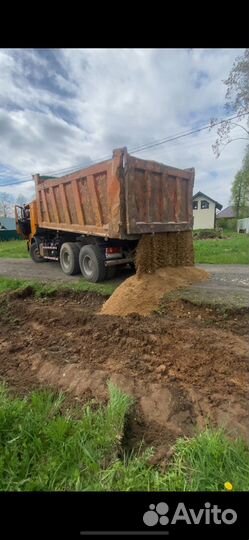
[0, 192, 15, 217]
[230, 145, 249, 217]
[231, 171, 249, 218]
[242, 143, 249, 172]
[211, 49, 249, 157]
[16, 193, 27, 206]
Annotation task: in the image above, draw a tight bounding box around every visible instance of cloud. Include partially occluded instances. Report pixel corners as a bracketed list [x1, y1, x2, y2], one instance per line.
[0, 47, 247, 207]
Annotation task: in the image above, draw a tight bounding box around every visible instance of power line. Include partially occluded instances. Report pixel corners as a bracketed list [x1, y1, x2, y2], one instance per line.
[0, 179, 34, 187]
[129, 112, 249, 154]
[42, 112, 249, 176]
[42, 153, 112, 177]
[1, 111, 248, 187]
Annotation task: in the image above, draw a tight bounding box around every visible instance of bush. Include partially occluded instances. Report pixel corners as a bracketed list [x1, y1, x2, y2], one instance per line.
[217, 218, 237, 231]
[193, 229, 222, 240]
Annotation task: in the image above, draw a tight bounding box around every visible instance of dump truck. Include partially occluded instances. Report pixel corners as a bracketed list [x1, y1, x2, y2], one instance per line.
[15, 147, 195, 282]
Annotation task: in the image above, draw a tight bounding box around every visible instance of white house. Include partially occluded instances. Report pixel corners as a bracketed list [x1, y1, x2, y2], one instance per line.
[192, 192, 223, 230]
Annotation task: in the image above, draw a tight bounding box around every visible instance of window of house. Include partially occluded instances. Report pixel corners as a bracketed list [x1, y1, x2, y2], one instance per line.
[201, 200, 209, 209]
[193, 200, 198, 210]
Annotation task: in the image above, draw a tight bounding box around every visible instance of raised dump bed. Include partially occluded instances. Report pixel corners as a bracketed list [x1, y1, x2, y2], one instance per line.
[15, 147, 195, 282]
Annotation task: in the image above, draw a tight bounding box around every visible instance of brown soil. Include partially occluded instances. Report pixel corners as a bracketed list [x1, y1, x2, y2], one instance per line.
[100, 267, 208, 316]
[1, 291, 249, 463]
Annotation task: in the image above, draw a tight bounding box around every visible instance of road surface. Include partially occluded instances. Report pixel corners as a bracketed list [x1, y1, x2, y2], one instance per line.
[0, 259, 248, 307]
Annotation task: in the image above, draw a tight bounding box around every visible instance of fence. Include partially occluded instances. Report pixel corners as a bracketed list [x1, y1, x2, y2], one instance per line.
[0, 230, 19, 241]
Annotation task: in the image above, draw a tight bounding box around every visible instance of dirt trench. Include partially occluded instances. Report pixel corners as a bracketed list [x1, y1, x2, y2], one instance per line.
[0, 290, 249, 463]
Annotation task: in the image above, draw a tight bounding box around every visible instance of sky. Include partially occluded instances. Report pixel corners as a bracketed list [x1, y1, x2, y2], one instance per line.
[0, 48, 248, 208]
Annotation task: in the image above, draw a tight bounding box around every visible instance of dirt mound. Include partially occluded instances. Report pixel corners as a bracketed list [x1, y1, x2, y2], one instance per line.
[101, 231, 201, 316]
[135, 231, 194, 275]
[1, 294, 249, 462]
[100, 266, 208, 316]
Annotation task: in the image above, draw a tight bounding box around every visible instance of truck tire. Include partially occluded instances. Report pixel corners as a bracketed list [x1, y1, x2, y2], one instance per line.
[30, 242, 45, 263]
[79, 245, 106, 283]
[60, 242, 80, 275]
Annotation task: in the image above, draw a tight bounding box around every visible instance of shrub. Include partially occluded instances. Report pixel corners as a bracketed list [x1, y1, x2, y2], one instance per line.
[193, 229, 222, 240]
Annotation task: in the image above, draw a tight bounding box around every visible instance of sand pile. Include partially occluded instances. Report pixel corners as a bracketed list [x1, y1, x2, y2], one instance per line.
[101, 231, 205, 316]
[135, 231, 194, 276]
[100, 266, 209, 316]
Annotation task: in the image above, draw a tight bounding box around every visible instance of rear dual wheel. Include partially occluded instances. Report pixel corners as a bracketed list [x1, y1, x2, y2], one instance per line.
[59, 242, 81, 275]
[59, 242, 117, 282]
[79, 245, 106, 282]
[79, 245, 117, 282]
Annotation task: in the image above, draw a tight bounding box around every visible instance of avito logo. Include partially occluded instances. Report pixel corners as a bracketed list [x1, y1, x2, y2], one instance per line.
[143, 502, 237, 526]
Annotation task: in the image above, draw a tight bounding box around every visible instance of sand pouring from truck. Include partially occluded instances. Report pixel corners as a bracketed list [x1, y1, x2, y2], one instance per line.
[15, 147, 195, 282]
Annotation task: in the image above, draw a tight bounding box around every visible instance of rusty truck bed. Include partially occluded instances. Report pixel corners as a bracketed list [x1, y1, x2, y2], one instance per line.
[34, 147, 194, 239]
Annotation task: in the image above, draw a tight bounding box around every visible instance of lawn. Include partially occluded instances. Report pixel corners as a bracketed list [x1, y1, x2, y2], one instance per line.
[194, 233, 249, 264]
[0, 277, 116, 297]
[0, 383, 248, 491]
[0, 240, 28, 258]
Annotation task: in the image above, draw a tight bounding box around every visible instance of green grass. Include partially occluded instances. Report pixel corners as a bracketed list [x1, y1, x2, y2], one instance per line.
[0, 240, 28, 258]
[0, 277, 116, 297]
[0, 383, 248, 491]
[194, 233, 249, 264]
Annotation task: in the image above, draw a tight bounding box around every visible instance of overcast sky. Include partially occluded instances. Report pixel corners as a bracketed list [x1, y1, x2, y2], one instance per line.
[0, 48, 247, 207]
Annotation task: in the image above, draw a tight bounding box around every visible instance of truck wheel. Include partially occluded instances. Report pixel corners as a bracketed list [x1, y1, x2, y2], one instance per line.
[30, 242, 45, 263]
[79, 245, 106, 283]
[60, 242, 80, 275]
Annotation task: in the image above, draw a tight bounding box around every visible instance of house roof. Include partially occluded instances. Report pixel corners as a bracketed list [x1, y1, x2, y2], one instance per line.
[193, 191, 223, 211]
[216, 205, 236, 219]
[0, 217, 16, 230]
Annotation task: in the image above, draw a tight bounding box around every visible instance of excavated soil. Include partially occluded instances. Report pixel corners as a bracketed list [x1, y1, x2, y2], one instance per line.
[1, 291, 249, 463]
[100, 267, 208, 316]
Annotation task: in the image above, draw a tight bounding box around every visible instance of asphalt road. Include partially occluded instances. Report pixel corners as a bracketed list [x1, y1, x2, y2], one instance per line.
[0, 258, 249, 307]
[186, 264, 249, 307]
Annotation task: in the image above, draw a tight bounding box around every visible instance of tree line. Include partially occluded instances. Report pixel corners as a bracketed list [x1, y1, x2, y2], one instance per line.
[213, 48, 249, 218]
[0, 193, 30, 218]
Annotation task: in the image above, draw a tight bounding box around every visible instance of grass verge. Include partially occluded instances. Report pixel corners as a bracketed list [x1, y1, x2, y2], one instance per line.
[0, 384, 248, 491]
[0, 277, 116, 296]
[194, 233, 249, 264]
[0, 240, 28, 258]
